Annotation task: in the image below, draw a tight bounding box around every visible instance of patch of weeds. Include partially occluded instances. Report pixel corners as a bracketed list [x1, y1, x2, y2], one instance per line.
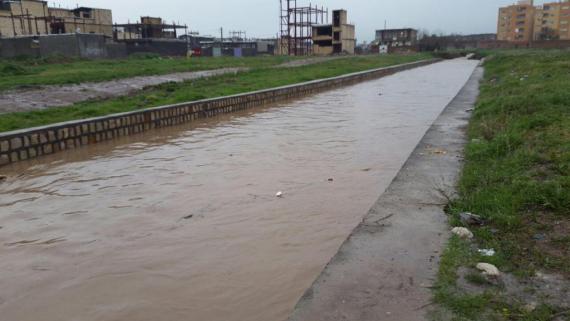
[465, 273, 489, 286]
[433, 49, 570, 321]
[0, 63, 31, 76]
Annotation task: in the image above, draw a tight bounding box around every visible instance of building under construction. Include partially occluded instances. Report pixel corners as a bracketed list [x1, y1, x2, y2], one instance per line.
[113, 17, 187, 40]
[279, 0, 328, 55]
[0, 0, 112, 38]
[312, 9, 355, 55]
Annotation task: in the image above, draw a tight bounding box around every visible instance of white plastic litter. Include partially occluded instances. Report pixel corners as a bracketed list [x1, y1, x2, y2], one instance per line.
[478, 249, 496, 257]
[451, 227, 474, 239]
[275, 191, 283, 198]
[476, 263, 500, 277]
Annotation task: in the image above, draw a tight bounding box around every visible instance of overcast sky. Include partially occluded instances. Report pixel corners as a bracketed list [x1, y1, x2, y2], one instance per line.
[50, 0, 552, 42]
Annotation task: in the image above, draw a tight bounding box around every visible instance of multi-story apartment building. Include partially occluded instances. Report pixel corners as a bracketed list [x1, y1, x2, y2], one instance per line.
[556, 1, 570, 39]
[497, 0, 536, 43]
[498, 0, 570, 43]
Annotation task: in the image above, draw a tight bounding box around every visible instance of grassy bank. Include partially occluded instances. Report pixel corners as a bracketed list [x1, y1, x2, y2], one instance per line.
[0, 54, 297, 91]
[434, 50, 570, 320]
[0, 54, 431, 132]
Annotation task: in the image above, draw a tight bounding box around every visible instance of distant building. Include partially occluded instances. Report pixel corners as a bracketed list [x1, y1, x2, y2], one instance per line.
[113, 17, 187, 40]
[497, 0, 570, 44]
[312, 9, 355, 55]
[178, 34, 215, 50]
[0, 0, 112, 38]
[200, 40, 258, 57]
[374, 28, 418, 53]
[497, 0, 537, 43]
[255, 38, 277, 55]
[534, 1, 570, 40]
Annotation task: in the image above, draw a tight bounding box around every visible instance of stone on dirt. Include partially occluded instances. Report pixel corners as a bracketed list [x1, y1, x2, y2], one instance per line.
[476, 263, 500, 277]
[451, 227, 474, 239]
[460, 212, 485, 226]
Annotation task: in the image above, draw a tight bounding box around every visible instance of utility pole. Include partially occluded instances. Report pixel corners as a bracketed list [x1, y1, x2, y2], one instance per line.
[220, 27, 223, 43]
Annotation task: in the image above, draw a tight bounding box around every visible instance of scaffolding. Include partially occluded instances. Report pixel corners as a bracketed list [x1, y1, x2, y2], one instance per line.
[0, 2, 114, 38]
[113, 17, 188, 40]
[228, 30, 247, 41]
[279, 0, 328, 55]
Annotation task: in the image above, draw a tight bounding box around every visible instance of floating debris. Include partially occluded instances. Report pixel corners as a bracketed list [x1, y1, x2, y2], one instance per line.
[275, 191, 283, 198]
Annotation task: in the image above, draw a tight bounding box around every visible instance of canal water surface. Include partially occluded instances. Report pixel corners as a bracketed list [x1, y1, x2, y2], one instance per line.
[0, 59, 478, 321]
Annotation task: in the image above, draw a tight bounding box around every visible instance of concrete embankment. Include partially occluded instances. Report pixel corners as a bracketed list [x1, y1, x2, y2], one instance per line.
[288, 63, 484, 321]
[0, 59, 479, 321]
[0, 59, 438, 167]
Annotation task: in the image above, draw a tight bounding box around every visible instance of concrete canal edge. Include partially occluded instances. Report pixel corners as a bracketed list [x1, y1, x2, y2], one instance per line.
[288, 63, 484, 321]
[0, 59, 440, 167]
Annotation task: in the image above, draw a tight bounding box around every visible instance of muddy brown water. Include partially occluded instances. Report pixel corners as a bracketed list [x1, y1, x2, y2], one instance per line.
[0, 59, 478, 321]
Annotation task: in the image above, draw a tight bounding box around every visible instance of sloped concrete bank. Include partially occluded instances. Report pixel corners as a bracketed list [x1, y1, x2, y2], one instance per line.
[288, 64, 484, 321]
[0, 59, 439, 167]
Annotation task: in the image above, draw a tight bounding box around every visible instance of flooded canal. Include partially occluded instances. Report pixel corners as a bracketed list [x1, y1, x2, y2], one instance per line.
[0, 59, 479, 321]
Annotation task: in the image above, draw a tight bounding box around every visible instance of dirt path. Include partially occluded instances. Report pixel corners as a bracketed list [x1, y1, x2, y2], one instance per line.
[288, 64, 484, 321]
[0, 57, 344, 114]
[0, 68, 245, 113]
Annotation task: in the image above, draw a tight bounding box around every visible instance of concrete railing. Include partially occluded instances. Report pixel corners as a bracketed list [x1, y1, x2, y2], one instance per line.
[0, 58, 440, 167]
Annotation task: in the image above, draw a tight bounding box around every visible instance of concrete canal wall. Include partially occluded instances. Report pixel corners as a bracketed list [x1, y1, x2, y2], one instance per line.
[0, 59, 439, 167]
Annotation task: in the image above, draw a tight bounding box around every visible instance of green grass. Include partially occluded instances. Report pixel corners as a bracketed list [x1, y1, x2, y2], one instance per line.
[0, 54, 299, 91]
[433, 50, 570, 320]
[0, 54, 431, 132]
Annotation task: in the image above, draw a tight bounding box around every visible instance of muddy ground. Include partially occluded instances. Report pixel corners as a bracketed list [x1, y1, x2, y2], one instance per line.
[0, 57, 341, 114]
[0, 68, 244, 113]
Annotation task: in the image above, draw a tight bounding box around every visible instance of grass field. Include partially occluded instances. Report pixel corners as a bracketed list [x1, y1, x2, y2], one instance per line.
[0, 53, 432, 132]
[0, 54, 298, 91]
[434, 50, 570, 320]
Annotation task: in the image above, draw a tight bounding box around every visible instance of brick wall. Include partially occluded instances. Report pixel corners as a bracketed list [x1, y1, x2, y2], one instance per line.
[0, 59, 439, 167]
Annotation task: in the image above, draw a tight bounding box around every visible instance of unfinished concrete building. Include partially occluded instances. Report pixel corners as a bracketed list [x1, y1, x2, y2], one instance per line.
[375, 28, 418, 53]
[113, 17, 187, 40]
[0, 0, 113, 38]
[48, 6, 112, 36]
[312, 9, 355, 55]
[0, 0, 49, 37]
